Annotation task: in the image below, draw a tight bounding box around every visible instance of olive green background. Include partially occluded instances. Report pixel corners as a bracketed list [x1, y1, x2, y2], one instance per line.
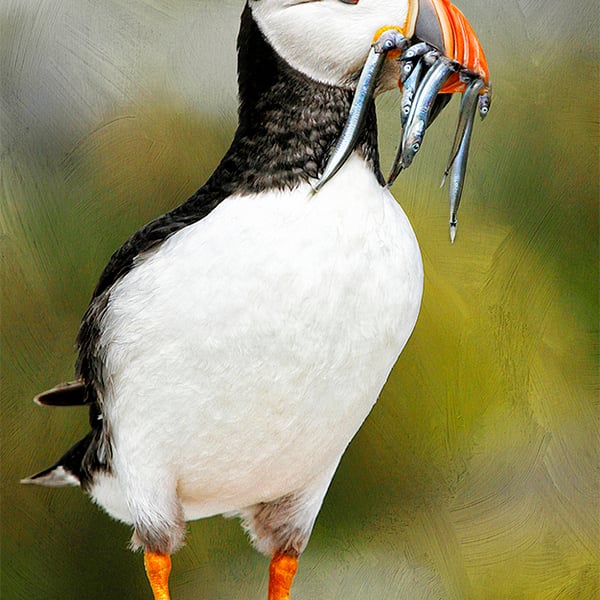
[1, 1, 597, 598]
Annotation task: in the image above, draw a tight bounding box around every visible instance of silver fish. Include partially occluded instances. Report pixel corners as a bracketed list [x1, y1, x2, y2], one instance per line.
[398, 43, 437, 84]
[399, 59, 415, 84]
[442, 77, 485, 182]
[399, 41, 436, 61]
[398, 56, 456, 170]
[478, 86, 492, 119]
[314, 29, 406, 192]
[446, 78, 482, 242]
[400, 58, 424, 128]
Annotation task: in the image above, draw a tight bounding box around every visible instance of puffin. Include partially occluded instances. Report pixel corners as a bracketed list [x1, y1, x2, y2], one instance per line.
[22, 1, 489, 598]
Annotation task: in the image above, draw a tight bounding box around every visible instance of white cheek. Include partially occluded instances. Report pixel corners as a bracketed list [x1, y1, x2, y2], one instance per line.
[251, 0, 410, 86]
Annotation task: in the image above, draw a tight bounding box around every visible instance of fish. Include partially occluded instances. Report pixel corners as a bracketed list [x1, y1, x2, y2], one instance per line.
[446, 77, 483, 242]
[313, 28, 407, 191]
[397, 56, 456, 170]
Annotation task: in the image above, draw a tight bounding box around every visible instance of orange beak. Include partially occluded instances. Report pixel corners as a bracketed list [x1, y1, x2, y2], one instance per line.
[399, 0, 490, 94]
[434, 0, 489, 92]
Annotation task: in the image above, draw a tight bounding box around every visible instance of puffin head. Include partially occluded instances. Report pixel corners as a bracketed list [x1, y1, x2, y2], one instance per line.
[248, 0, 412, 90]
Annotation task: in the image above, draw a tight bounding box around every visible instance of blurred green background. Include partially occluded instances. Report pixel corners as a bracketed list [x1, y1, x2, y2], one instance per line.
[1, 1, 597, 598]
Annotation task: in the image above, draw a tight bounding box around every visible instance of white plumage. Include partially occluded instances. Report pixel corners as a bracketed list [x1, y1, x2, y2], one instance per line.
[252, 0, 412, 86]
[92, 153, 422, 533]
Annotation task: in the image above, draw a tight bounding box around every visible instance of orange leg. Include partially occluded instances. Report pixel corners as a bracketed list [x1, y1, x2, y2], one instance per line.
[268, 552, 298, 600]
[144, 550, 172, 600]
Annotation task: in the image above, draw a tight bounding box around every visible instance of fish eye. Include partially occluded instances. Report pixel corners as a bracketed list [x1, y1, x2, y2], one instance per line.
[411, 142, 420, 152]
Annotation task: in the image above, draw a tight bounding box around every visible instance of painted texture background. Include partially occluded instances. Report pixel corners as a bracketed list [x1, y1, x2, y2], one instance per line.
[1, 1, 597, 598]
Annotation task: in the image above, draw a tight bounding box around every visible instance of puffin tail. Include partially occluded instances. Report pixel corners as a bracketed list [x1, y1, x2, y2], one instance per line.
[34, 380, 87, 406]
[21, 432, 93, 487]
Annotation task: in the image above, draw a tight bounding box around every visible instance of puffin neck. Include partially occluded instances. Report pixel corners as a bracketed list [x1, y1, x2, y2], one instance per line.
[203, 5, 384, 196]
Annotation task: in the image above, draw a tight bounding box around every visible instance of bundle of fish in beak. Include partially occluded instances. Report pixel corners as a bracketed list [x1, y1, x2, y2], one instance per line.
[316, 0, 491, 242]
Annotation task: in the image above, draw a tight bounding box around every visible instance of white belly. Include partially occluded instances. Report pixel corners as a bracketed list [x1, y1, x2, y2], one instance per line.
[92, 154, 423, 523]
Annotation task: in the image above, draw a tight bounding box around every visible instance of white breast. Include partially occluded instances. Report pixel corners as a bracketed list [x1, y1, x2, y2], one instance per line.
[92, 153, 423, 523]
